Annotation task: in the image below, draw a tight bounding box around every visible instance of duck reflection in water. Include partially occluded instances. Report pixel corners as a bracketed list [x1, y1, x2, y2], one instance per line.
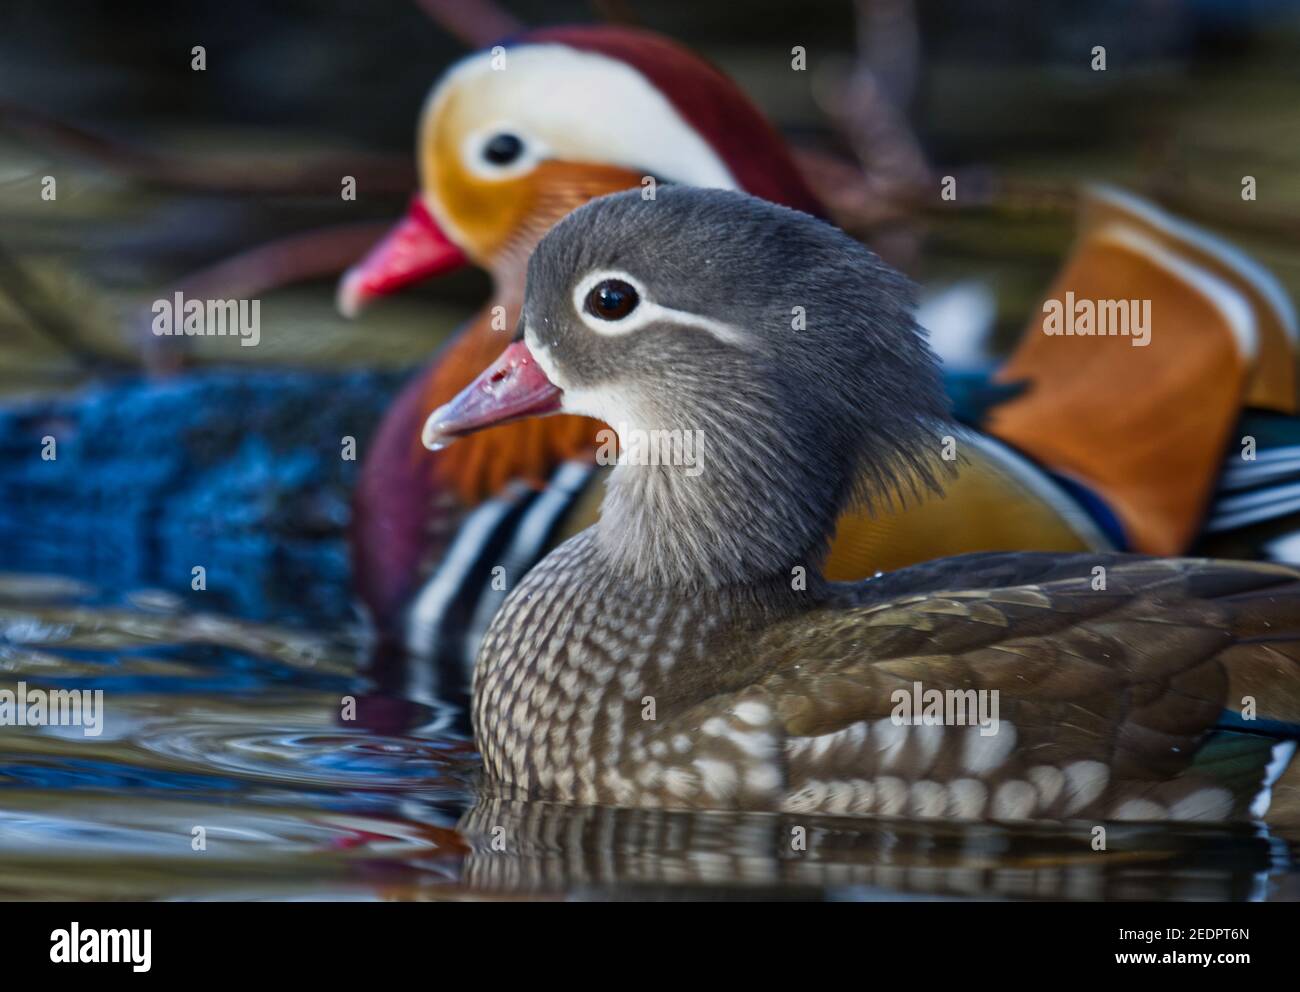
[453, 796, 1299, 901]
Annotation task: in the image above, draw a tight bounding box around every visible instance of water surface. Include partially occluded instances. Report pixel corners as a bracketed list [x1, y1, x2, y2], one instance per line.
[2, 571, 1297, 901]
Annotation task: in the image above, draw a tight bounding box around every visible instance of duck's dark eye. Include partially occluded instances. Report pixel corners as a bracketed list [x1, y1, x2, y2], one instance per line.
[482, 133, 524, 166]
[584, 279, 640, 321]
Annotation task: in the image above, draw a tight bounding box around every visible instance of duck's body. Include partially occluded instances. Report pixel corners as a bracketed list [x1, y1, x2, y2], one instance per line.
[477, 532, 1300, 822]
[425, 186, 1300, 823]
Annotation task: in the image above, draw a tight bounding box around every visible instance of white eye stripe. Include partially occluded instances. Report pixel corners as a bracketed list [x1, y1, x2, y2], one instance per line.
[572, 269, 745, 346]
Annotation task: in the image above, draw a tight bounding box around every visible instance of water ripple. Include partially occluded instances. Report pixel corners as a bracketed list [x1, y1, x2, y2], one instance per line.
[132, 723, 476, 793]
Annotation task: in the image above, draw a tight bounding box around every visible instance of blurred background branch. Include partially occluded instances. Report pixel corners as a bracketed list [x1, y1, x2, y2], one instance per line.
[414, 0, 524, 47]
[0, 0, 1297, 389]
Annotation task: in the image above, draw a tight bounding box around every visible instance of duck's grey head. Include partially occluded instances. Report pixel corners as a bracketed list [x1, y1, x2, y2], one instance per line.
[425, 186, 950, 587]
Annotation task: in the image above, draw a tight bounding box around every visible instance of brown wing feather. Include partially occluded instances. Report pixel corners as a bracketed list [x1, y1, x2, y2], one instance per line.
[744, 557, 1300, 822]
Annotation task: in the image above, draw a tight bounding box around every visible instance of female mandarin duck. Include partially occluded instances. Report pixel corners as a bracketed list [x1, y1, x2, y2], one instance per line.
[342, 25, 1300, 692]
[424, 187, 1300, 823]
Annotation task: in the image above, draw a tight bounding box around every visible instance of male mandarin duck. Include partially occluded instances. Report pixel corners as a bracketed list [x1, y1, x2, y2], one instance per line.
[424, 187, 1300, 822]
[339, 25, 827, 681]
[342, 25, 1300, 689]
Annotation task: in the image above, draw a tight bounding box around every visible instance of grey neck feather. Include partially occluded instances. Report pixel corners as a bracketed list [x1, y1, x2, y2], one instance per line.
[591, 392, 852, 591]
